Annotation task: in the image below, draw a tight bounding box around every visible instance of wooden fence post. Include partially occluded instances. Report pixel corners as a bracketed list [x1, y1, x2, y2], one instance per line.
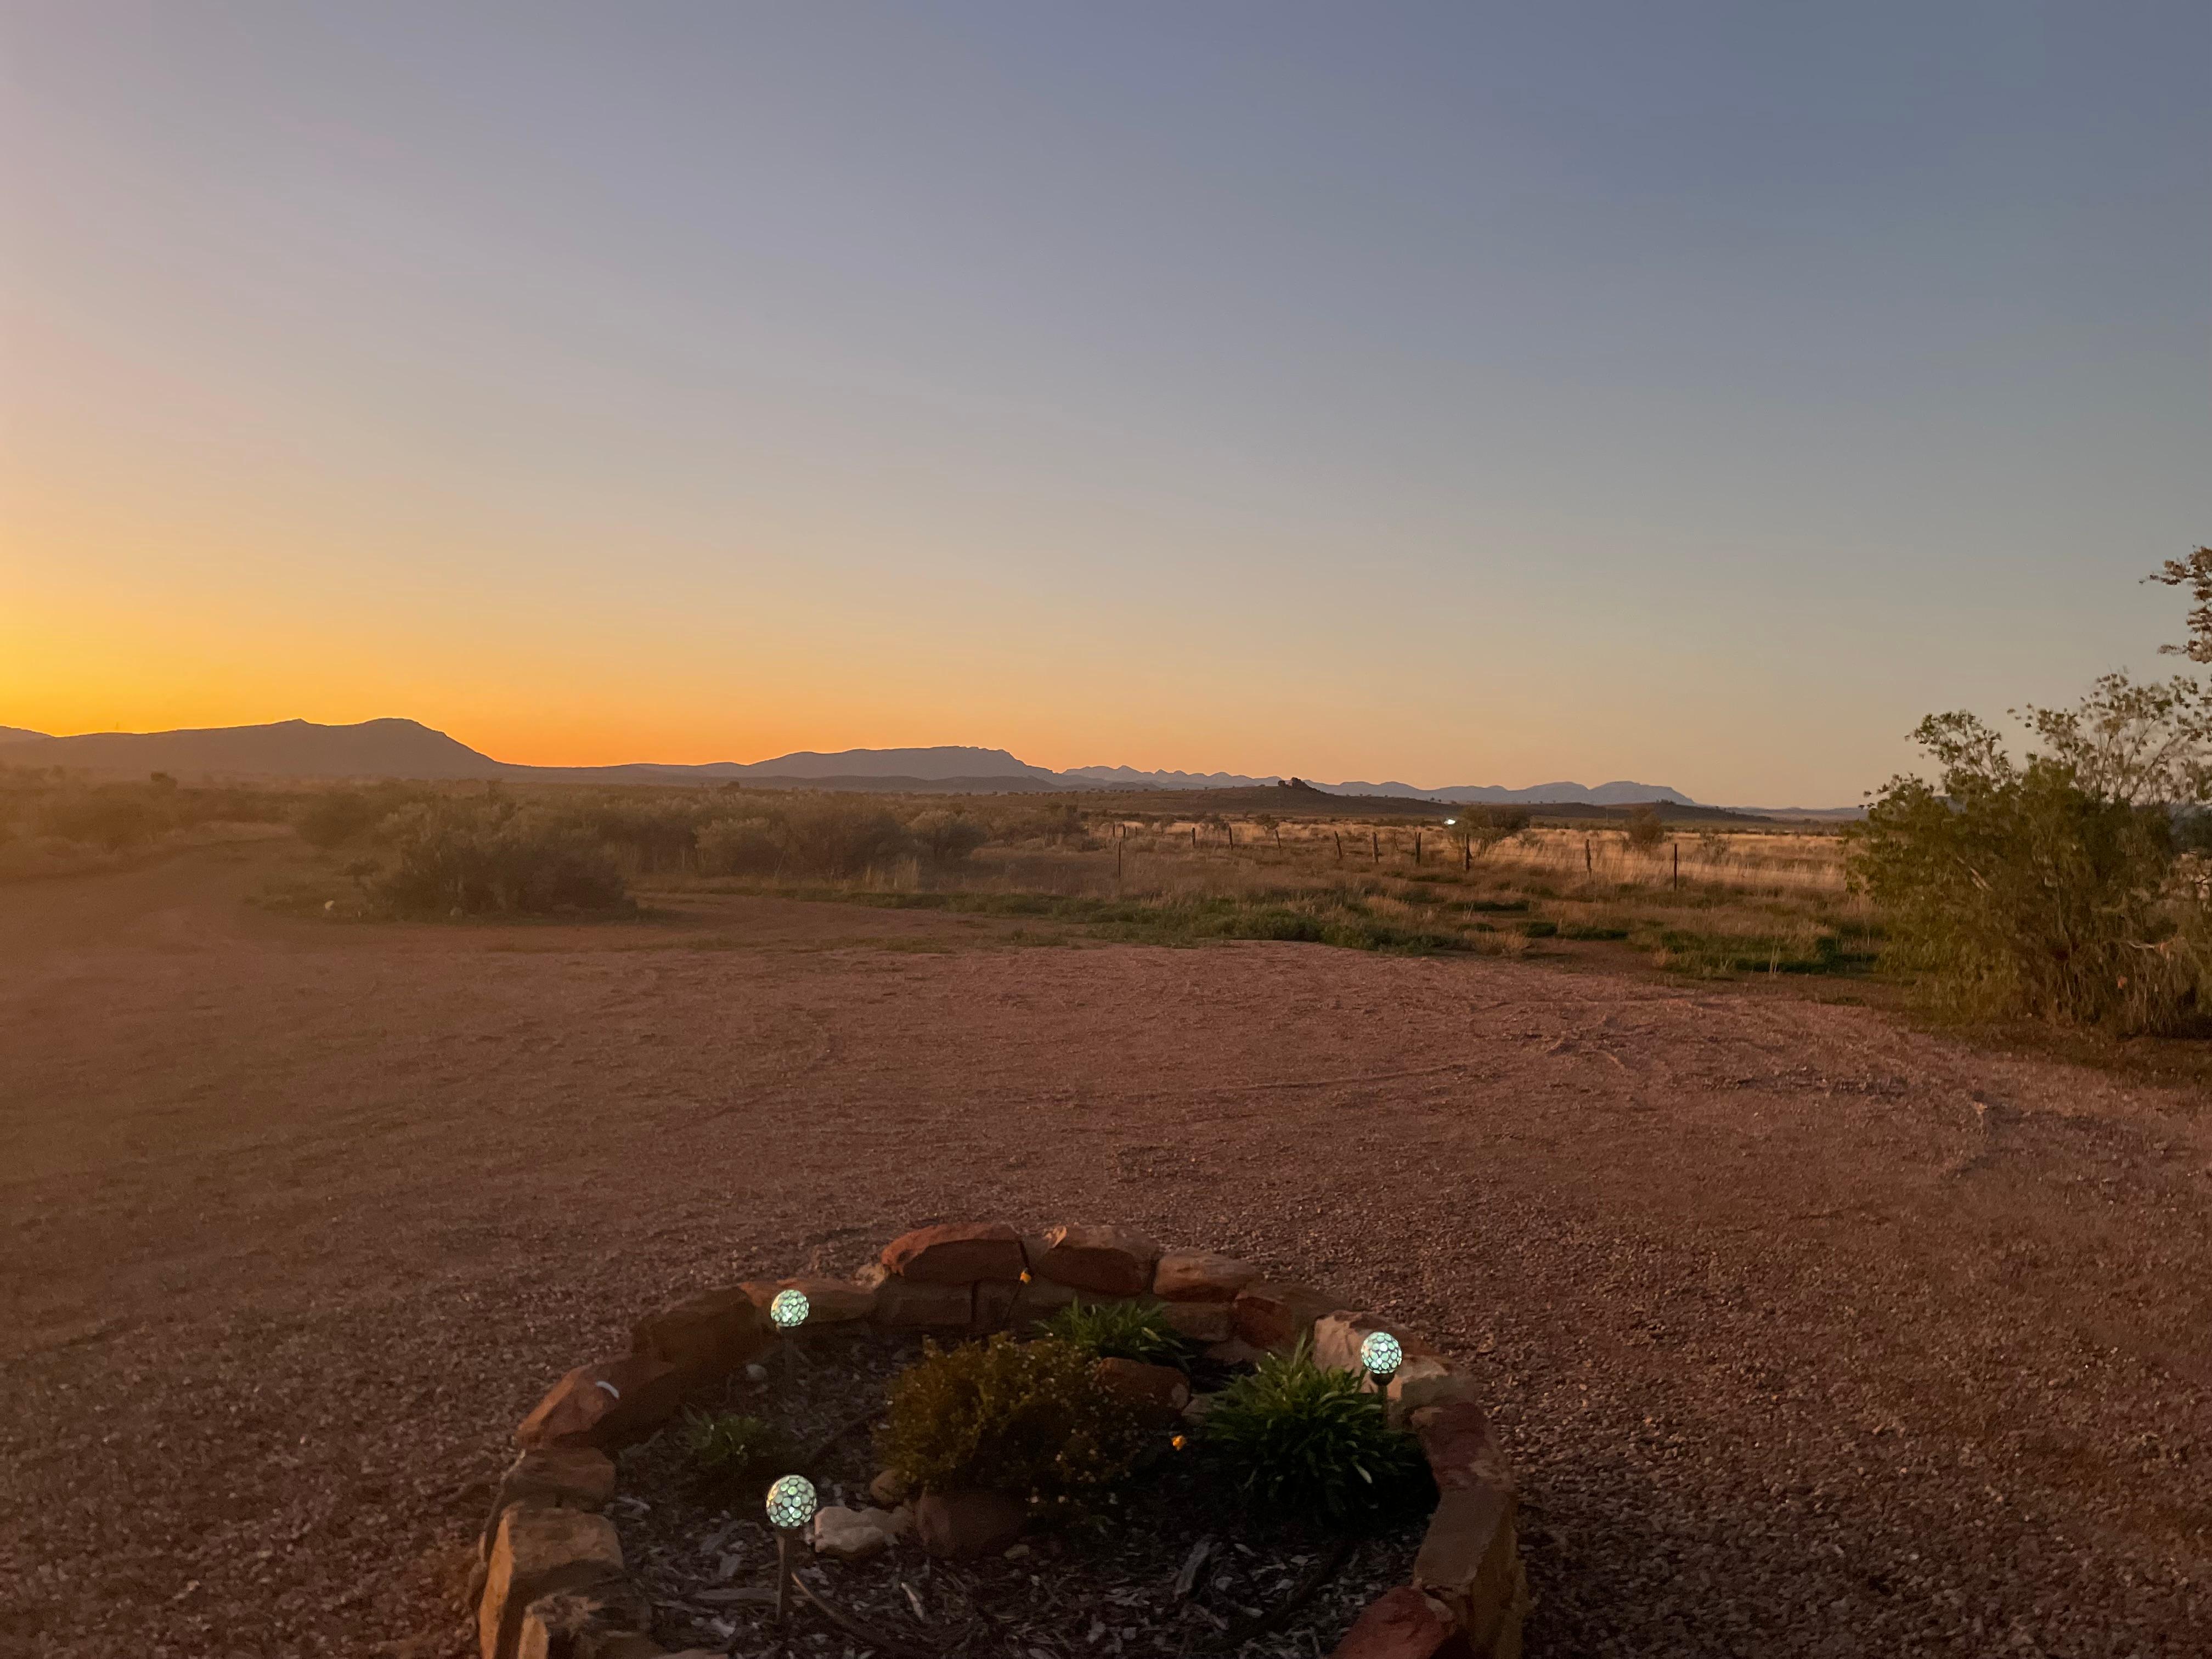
[1584, 837, 1593, 874]
[1673, 843, 1680, 891]
[1413, 832, 1421, 865]
[1372, 831, 1380, 864]
[1334, 831, 1343, 862]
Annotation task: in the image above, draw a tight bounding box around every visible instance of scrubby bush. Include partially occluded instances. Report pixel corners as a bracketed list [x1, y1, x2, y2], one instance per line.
[1845, 554, 2212, 1032]
[581, 797, 713, 874]
[1006, 803, 1087, 845]
[776, 798, 910, 877]
[1451, 806, 1531, 859]
[37, 788, 164, 850]
[363, 800, 630, 917]
[1848, 713, 2209, 1031]
[1199, 1342, 1435, 1535]
[1040, 1298, 1190, 1366]
[292, 788, 394, 850]
[696, 815, 783, 876]
[877, 1335, 1145, 1509]
[1623, 805, 1667, 851]
[908, 808, 989, 865]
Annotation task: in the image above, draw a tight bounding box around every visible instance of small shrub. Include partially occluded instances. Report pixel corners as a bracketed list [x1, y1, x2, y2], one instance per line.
[292, 788, 392, 850]
[696, 815, 782, 876]
[776, 798, 911, 877]
[1040, 1298, 1189, 1365]
[36, 788, 166, 850]
[684, 1411, 796, 1482]
[1200, 1343, 1435, 1535]
[365, 800, 630, 917]
[877, 1334, 1144, 1509]
[1624, 805, 1667, 851]
[909, 809, 989, 865]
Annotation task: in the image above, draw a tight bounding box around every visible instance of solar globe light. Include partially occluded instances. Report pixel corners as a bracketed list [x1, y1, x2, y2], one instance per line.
[1359, 1329, 1403, 1390]
[764, 1474, 818, 1623]
[769, 1289, 810, 1329]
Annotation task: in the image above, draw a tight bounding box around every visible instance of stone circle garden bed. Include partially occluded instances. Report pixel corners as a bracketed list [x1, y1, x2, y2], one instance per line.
[471, 1223, 1528, 1659]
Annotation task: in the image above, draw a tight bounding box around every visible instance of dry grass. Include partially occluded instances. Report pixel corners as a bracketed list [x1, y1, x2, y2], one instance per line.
[646, 809, 1875, 980]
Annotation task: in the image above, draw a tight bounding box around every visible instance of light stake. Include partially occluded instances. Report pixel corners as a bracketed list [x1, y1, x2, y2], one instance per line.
[769, 1288, 810, 1385]
[764, 1474, 817, 1625]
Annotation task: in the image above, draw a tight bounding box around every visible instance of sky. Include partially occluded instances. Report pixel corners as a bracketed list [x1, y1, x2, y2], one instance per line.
[2, 2, 2206, 804]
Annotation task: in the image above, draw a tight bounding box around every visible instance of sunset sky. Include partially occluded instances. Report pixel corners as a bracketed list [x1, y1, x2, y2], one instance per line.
[4, 2, 2207, 803]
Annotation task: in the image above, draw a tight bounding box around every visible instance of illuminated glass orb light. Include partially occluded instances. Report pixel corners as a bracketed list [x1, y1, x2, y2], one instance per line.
[764, 1474, 818, 1530]
[769, 1289, 811, 1329]
[1359, 1330, 1404, 1379]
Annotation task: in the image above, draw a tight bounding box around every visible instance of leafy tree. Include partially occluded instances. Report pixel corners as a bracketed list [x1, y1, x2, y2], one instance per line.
[1846, 550, 2212, 1031]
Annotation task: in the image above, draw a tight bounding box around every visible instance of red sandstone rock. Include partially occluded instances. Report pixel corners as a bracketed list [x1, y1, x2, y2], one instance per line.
[1409, 1401, 1523, 1653]
[738, 1276, 876, 1324]
[1159, 1300, 1234, 1343]
[1328, 1586, 1475, 1659]
[513, 1582, 653, 1659]
[1232, 1280, 1346, 1350]
[913, 1489, 1028, 1559]
[1034, 1223, 1161, 1296]
[1094, 1356, 1192, 1424]
[1410, 1400, 1514, 1493]
[1386, 1357, 1484, 1420]
[479, 1448, 618, 1559]
[515, 1357, 685, 1452]
[478, 1506, 624, 1659]
[868, 1274, 975, 1328]
[1153, 1250, 1260, 1301]
[881, 1221, 1025, 1283]
[1312, 1310, 1441, 1375]
[628, 1287, 772, 1383]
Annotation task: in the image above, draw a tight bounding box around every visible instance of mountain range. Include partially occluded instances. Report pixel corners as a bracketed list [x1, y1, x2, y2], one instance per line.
[0, 716, 1707, 806]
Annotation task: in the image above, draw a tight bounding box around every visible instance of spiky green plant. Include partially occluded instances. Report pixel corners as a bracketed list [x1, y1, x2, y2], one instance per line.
[1199, 1342, 1435, 1534]
[682, 1411, 795, 1481]
[1039, 1297, 1190, 1365]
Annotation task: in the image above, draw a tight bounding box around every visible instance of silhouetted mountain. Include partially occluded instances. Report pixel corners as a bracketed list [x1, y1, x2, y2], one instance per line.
[0, 718, 503, 778]
[1062, 764, 1280, 789]
[0, 716, 1787, 806]
[1327, 778, 1697, 805]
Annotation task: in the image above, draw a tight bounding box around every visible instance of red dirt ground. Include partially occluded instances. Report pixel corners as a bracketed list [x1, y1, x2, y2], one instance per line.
[3, 843, 2209, 1657]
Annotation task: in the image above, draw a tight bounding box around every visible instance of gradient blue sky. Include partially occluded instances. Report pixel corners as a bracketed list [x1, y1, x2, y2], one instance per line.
[4, 2, 2207, 802]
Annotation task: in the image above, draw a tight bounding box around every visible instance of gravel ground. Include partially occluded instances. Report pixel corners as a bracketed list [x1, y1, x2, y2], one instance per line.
[2, 844, 2209, 1657]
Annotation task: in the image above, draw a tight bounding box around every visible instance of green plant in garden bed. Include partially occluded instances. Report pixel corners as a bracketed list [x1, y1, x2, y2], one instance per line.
[877, 1334, 1146, 1513]
[1200, 1342, 1435, 1535]
[683, 1411, 797, 1485]
[1040, 1297, 1192, 1365]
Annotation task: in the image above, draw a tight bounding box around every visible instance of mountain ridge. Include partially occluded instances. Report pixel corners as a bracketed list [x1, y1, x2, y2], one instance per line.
[0, 715, 1745, 807]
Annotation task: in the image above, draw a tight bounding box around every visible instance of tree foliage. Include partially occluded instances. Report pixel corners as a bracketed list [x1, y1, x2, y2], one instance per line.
[1846, 551, 2212, 1033]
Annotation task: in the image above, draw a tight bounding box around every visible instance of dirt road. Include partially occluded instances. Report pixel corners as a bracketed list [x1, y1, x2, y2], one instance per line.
[2, 844, 2208, 1656]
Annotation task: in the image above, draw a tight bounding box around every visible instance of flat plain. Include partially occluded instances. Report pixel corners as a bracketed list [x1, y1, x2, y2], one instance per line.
[3, 841, 2209, 1657]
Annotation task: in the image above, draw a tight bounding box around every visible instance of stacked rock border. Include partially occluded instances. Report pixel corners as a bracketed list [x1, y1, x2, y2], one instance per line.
[473, 1222, 1530, 1659]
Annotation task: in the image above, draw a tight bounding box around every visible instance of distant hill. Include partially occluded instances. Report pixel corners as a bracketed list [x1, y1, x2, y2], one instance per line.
[1062, 764, 1279, 789]
[0, 716, 1841, 809]
[1323, 778, 1697, 806]
[0, 718, 503, 779]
